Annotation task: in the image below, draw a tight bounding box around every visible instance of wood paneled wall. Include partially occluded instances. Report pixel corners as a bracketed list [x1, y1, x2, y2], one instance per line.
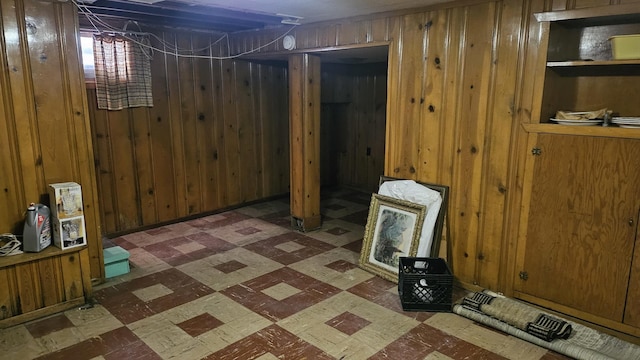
[87, 30, 290, 234]
[0, 0, 103, 280]
[229, 0, 640, 291]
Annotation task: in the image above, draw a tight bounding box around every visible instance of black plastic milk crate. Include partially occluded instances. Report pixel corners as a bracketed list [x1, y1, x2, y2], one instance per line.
[398, 257, 453, 312]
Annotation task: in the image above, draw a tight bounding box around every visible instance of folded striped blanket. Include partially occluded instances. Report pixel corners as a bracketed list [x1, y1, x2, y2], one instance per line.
[461, 291, 572, 342]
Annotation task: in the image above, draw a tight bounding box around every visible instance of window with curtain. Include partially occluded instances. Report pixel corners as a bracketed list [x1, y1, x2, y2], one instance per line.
[93, 34, 153, 110]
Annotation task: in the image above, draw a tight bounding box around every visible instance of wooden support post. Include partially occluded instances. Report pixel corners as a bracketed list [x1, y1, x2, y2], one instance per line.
[289, 54, 322, 231]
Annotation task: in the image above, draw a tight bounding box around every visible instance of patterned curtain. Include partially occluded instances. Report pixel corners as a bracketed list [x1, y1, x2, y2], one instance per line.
[93, 34, 153, 110]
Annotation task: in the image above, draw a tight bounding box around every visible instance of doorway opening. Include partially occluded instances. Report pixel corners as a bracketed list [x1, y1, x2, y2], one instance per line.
[317, 45, 389, 194]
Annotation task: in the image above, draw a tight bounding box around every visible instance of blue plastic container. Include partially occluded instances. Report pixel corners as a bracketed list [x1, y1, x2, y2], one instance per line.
[103, 246, 130, 278]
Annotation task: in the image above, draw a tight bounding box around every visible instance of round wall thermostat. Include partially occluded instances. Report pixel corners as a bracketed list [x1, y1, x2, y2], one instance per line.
[283, 35, 296, 50]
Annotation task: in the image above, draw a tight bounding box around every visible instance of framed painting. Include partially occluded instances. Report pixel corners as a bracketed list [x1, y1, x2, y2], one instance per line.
[359, 194, 427, 282]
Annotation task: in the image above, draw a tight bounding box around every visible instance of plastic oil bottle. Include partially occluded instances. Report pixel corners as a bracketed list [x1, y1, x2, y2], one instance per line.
[22, 203, 52, 252]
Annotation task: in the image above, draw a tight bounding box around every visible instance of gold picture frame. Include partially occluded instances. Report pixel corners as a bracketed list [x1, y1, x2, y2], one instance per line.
[359, 193, 427, 283]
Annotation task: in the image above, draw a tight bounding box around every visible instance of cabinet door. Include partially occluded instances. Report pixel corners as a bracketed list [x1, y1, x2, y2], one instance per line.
[624, 211, 640, 328]
[516, 134, 640, 322]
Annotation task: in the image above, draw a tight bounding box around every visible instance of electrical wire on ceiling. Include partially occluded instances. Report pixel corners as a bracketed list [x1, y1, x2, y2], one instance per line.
[71, 0, 298, 60]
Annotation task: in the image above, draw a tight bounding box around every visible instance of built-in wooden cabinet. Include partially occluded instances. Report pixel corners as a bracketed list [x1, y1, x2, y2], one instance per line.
[0, 246, 92, 328]
[515, 4, 640, 337]
[515, 134, 640, 330]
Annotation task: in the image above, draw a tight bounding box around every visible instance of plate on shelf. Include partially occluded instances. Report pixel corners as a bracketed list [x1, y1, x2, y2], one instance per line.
[617, 124, 640, 129]
[550, 118, 603, 126]
[612, 117, 640, 125]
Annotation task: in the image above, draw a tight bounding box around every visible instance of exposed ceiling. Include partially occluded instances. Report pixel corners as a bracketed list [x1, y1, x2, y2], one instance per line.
[77, 0, 455, 64]
[77, 0, 454, 33]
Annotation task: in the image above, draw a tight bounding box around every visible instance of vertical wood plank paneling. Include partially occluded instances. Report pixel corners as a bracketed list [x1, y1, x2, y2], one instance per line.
[0, 268, 16, 319]
[221, 60, 242, 205]
[177, 34, 202, 215]
[274, 66, 290, 193]
[2, 0, 42, 207]
[252, 63, 265, 198]
[353, 74, 368, 187]
[60, 252, 83, 300]
[24, 0, 74, 182]
[15, 263, 40, 313]
[165, 32, 188, 218]
[192, 48, 212, 210]
[147, 34, 178, 222]
[370, 68, 387, 191]
[131, 106, 157, 225]
[316, 24, 338, 47]
[417, 10, 447, 183]
[88, 91, 116, 233]
[37, 257, 62, 307]
[108, 110, 138, 229]
[386, 13, 427, 178]
[336, 21, 360, 45]
[194, 36, 218, 210]
[236, 61, 258, 202]
[0, 37, 21, 230]
[371, 17, 391, 42]
[449, 2, 497, 285]
[211, 49, 229, 208]
[476, 0, 527, 290]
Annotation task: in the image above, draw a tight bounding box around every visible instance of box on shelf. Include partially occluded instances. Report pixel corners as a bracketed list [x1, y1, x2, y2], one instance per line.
[398, 257, 453, 312]
[610, 34, 640, 60]
[52, 215, 86, 250]
[48, 182, 84, 219]
[103, 246, 130, 278]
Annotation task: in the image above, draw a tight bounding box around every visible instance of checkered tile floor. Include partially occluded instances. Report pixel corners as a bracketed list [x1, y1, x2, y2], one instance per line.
[0, 188, 571, 360]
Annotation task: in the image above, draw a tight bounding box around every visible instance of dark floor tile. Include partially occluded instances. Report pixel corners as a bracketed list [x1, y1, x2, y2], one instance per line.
[103, 340, 162, 360]
[110, 237, 138, 250]
[342, 238, 363, 253]
[186, 232, 236, 251]
[204, 324, 333, 360]
[258, 209, 292, 227]
[235, 226, 262, 235]
[340, 208, 370, 226]
[176, 313, 224, 337]
[326, 226, 350, 235]
[99, 326, 141, 353]
[324, 203, 346, 211]
[34, 337, 104, 360]
[347, 275, 396, 301]
[145, 227, 172, 235]
[25, 314, 75, 338]
[202, 211, 252, 229]
[214, 259, 248, 274]
[325, 311, 371, 335]
[324, 259, 357, 273]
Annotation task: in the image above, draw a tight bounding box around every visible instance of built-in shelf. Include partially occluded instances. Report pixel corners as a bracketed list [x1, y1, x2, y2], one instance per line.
[547, 59, 640, 67]
[535, 4, 640, 23]
[522, 123, 640, 139]
[0, 245, 87, 268]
